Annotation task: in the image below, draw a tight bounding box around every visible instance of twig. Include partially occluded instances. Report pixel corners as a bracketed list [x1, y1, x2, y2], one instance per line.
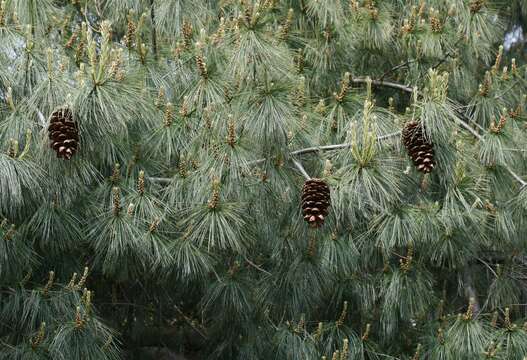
[476, 257, 498, 278]
[379, 59, 418, 81]
[495, 80, 522, 100]
[172, 305, 208, 339]
[246, 131, 401, 167]
[291, 158, 311, 180]
[457, 108, 486, 133]
[148, 176, 172, 184]
[454, 115, 482, 139]
[243, 256, 272, 275]
[506, 167, 527, 187]
[290, 131, 401, 157]
[37, 109, 46, 127]
[430, 37, 464, 71]
[352, 77, 414, 93]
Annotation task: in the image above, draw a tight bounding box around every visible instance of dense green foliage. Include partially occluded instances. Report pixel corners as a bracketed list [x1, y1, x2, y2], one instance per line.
[2, 0, 527, 359]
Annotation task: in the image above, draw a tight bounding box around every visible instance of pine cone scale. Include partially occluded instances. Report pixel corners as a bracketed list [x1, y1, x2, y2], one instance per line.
[402, 121, 435, 174]
[301, 178, 331, 228]
[47, 108, 79, 160]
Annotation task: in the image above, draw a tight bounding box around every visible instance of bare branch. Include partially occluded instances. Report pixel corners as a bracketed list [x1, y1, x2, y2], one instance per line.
[243, 255, 272, 276]
[352, 77, 414, 93]
[379, 59, 418, 81]
[290, 131, 402, 157]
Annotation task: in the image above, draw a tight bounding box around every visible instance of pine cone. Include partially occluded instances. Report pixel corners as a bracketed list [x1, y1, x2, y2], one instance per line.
[301, 178, 330, 228]
[402, 121, 435, 173]
[48, 108, 79, 160]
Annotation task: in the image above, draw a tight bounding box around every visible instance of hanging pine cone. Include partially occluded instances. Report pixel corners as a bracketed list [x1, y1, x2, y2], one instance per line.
[402, 121, 435, 174]
[48, 108, 79, 160]
[301, 178, 330, 228]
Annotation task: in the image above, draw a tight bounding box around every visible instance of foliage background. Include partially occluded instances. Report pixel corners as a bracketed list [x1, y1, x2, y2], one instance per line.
[1, 0, 527, 359]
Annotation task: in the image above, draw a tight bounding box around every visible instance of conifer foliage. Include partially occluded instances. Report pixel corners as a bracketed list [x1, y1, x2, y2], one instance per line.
[1, 0, 527, 359]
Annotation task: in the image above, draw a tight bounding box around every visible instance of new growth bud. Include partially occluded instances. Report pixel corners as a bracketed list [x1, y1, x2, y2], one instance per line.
[336, 301, 348, 327]
[149, 219, 160, 233]
[112, 187, 121, 216]
[30, 322, 46, 349]
[226, 115, 236, 147]
[469, 0, 485, 14]
[463, 297, 476, 320]
[76, 267, 89, 289]
[207, 177, 221, 209]
[75, 306, 85, 328]
[489, 111, 507, 133]
[182, 20, 193, 48]
[361, 323, 371, 340]
[42, 271, 55, 296]
[279, 9, 294, 40]
[125, 10, 136, 48]
[67, 272, 78, 289]
[111, 163, 121, 183]
[335, 72, 351, 102]
[196, 53, 208, 79]
[137, 170, 145, 195]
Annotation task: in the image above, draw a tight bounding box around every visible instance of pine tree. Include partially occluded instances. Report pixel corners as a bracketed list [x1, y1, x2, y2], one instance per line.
[2, 1, 527, 359]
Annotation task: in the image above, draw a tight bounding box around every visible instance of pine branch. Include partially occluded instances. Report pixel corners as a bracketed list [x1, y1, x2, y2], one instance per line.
[148, 131, 402, 183]
[151, 67, 527, 188]
[354, 76, 527, 188]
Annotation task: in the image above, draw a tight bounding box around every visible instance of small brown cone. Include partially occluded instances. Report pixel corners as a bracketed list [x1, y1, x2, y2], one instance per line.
[402, 121, 435, 174]
[301, 178, 330, 228]
[48, 108, 79, 160]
